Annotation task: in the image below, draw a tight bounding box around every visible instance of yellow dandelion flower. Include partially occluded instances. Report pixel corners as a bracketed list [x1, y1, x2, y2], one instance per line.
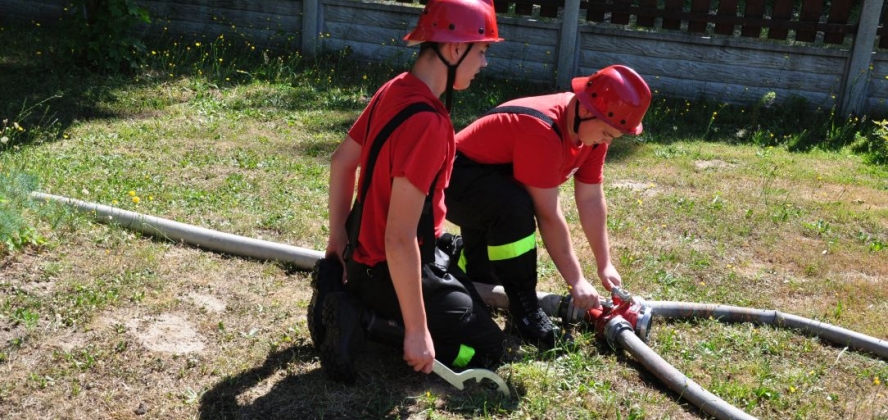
[132, 196, 140, 204]
[128, 190, 136, 196]
[112, 199, 119, 205]
[195, 42, 201, 47]
[700, 282, 706, 286]
[876, 377, 882, 385]
[789, 386, 796, 393]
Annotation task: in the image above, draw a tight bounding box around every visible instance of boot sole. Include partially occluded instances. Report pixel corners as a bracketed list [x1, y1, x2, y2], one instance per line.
[319, 293, 359, 384]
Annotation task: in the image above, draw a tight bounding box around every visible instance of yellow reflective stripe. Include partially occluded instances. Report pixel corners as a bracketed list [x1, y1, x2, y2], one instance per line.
[452, 344, 476, 368]
[487, 234, 535, 261]
[458, 250, 467, 273]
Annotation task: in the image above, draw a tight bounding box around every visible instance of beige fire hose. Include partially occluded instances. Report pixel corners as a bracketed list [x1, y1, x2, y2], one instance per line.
[32, 192, 888, 420]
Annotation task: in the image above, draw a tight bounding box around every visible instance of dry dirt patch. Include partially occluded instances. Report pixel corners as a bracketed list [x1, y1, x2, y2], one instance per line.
[122, 313, 207, 354]
[610, 180, 662, 197]
[694, 159, 736, 170]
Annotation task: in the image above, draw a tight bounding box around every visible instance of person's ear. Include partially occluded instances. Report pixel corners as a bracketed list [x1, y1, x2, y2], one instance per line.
[450, 43, 463, 61]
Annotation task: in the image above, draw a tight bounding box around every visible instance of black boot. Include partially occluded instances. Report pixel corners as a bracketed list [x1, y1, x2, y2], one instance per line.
[505, 285, 562, 350]
[364, 311, 405, 347]
[319, 292, 366, 384]
[307, 258, 345, 350]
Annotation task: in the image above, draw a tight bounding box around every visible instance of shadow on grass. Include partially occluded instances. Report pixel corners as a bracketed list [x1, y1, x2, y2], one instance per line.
[0, 60, 125, 148]
[199, 341, 518, 419]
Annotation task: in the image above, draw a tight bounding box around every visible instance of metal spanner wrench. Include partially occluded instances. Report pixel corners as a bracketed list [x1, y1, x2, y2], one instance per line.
[432, 360, 510, 397]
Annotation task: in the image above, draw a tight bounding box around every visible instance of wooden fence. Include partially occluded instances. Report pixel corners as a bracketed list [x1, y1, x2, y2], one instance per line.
[2, 0, 888, 116]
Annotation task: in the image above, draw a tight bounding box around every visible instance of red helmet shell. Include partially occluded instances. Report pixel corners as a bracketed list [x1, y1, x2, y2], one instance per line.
[404, 0, 503, 46]
[572, 65, 652, 135]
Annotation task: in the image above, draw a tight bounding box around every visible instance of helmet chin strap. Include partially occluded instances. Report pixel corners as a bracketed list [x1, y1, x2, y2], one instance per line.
[434, 43, 474, 113]
[573, 99, 598, 134]
[573, 100, 582, 134]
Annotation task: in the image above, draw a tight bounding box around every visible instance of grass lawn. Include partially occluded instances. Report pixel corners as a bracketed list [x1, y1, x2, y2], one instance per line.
[2, 21, 888, 419]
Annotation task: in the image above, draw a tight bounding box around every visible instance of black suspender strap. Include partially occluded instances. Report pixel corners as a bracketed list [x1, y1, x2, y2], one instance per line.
[344, 101, 440, 263]
[483, 105, 563, 139]
[358, 102, 438, 202]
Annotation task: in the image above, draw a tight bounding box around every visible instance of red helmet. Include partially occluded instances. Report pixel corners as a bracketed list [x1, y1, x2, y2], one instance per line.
[572, 65, 651, 135]
[403, 0, 503, 46]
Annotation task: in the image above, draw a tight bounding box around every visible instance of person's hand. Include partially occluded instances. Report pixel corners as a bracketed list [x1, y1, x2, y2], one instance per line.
[403, 330, 435, 374]
[598, 263, 622, 292]
[324, 232, 349, 283]
[569, 278, 601, 310]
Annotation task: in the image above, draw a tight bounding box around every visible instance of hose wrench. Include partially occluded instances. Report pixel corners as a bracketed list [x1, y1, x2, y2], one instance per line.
[432, 360, 510, 397]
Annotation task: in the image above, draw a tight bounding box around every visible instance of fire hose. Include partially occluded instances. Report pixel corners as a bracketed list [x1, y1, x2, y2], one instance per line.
[32, 192, 888, 419]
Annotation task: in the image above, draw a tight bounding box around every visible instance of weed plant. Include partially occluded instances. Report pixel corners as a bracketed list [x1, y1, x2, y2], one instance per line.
[0, 20, 887, 420]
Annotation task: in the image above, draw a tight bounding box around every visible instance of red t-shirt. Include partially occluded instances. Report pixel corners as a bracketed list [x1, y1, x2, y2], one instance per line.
[455, 92, 608, 188]
[347, 72, 453, 266]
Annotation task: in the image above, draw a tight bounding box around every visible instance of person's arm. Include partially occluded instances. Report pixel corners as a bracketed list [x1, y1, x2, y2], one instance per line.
[325, 136, 361, 274]
[575, 180, 622, 291]
[386, 176, 435, 374]
[526, 185, 602, 310]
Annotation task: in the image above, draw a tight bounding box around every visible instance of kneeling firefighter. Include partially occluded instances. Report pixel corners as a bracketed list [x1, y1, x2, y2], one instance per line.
[308, 0, 505, 384]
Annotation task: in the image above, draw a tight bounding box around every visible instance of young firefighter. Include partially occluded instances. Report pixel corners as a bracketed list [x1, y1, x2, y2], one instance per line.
[309, 0, 505, 384]
[444, 65, 652, 348]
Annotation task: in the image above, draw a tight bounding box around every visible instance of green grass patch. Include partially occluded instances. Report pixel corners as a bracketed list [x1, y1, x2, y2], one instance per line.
[1, 21, 887, 420]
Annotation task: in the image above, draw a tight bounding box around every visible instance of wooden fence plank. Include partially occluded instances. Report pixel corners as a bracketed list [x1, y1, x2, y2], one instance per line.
[515, 0, 533, 16]
[768, 0, 793, 40]
[796, 0, 823, 42]
[824, 0, 853, 44]
[878, 3, 888, 49]
[611, 0, 632, 24]
[636, 0, 658, 28]
[662, 0, 685, 30]
[540, 3, 558, 18]
[583, 0, 605, 22]
[714, 0, 738, 36]
[687, 0, 710, 33]
[740, 0, 765, 38]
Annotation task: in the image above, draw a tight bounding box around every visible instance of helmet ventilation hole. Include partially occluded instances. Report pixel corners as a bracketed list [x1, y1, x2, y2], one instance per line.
[608, 112, 614, 117]
[449, 24, 456, 30]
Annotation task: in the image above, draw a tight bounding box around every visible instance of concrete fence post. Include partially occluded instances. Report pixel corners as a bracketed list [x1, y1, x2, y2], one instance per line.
[301, 0, 320, 56]
[555, 0, 581, 89]
[839, 0, 883, 116]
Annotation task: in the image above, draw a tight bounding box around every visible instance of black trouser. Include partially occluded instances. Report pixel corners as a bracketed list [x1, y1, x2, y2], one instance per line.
[345, 240, 504, 369]
[444, 154, 540, 311]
